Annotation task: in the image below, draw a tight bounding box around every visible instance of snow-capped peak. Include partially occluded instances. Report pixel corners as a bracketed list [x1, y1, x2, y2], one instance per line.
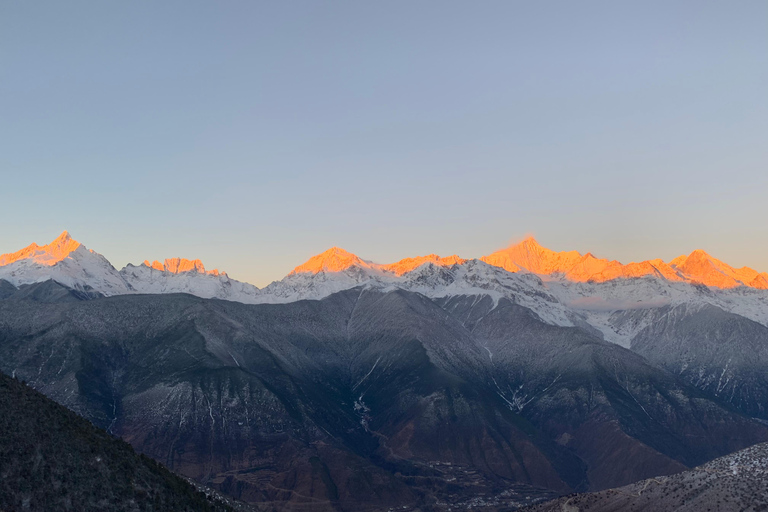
[481, 236, 583, 275]
[290, 247, 378, 275]
[0, 231, 130, 294]
[670, 249, 768, 289]
[0, 230, 82, 267]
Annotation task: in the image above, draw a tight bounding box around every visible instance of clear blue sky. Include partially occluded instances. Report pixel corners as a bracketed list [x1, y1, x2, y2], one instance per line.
[1, 1, 766, 286]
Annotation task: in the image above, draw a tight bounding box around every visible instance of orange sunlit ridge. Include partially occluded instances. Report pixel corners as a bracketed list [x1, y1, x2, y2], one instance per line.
[2, 231, 768, 290]
[289, 236, 768, 290]
[0, 232, 225, 277]
[288, 247, 467, 276]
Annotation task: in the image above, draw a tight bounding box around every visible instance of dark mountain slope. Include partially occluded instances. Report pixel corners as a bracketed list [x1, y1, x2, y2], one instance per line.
[0, 279, 16, 299]
[438, 296, 768, 490]
[0, 288, 766, 510]
[631, 303, 768, 420]
[0, 369, 242, 512]
[1, 279, 104, 302]
[0, 290, 572, 510]
[522, 441, 768, 512]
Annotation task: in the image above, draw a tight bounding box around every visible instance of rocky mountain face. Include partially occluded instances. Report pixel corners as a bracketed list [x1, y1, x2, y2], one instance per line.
[522, 441, 768, 512]
[0, 368, 248, 512]
[1, 285, 766, 511]
[630, 303, 768, 420]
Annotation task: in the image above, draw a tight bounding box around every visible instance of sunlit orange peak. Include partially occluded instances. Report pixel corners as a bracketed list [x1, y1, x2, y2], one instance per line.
[0, 231, 82, 267]
[142, 257, 222, 276]
[383, 254, 466, 275]
[480, 236, 582, 274]
[144, 260, 166, 271]
[670, 249, 764, 289]
[290, 247, 373, 275]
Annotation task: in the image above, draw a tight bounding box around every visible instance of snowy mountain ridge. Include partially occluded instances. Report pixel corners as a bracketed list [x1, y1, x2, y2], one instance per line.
[2, 231, 768, 344]
[121, 261, 261, 302]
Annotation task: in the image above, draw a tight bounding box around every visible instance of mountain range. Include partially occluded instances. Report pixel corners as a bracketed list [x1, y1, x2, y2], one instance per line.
[4, 231, 768, 347]
[2, 231, 768, 510]
[3, 231, 768, 297]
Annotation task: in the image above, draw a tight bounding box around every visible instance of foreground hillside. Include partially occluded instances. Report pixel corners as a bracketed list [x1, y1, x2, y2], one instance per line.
[522, 442, 768, 512]
[0, 370, 245, 512]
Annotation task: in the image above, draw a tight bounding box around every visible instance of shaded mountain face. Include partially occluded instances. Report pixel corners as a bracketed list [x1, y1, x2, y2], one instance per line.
[0, 279, 17, 299]
[0, 369, 244, 512]
[438, 296, 767, 490]
[0, 278, 104, 302]
[630, 303, 768, 420]
[521, 441, 768, 512]
[0, 290, 565, 511]
[0, 288, 765, 511]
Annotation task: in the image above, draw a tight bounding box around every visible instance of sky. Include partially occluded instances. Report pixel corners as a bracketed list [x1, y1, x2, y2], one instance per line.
[1, 1, 766, 287]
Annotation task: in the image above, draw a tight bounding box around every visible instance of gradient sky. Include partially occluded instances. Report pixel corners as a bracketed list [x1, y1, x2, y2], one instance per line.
[1, 1, 766, 287]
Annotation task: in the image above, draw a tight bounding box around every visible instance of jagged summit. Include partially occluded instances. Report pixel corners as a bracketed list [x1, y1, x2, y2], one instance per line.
[141, 257, 222, 276]
[0, 231, 82, 266]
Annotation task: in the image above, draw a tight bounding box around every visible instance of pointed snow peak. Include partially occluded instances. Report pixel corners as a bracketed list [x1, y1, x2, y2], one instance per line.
[47, 231, 81, 257]
[687, 249, 712, 260]
[481, 237, 582, 275]
[670, 250, 720, 272]
[290, 247, 373, 275]
[519, 235, 544, 249]
[670, 249, 762, 288]
[54, 230, 71, 242]
[0, 231, 83, 267]
[506, 236, 547, 257]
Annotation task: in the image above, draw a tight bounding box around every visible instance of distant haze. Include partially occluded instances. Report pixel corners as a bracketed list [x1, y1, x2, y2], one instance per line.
[1, 1, 766, 287]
